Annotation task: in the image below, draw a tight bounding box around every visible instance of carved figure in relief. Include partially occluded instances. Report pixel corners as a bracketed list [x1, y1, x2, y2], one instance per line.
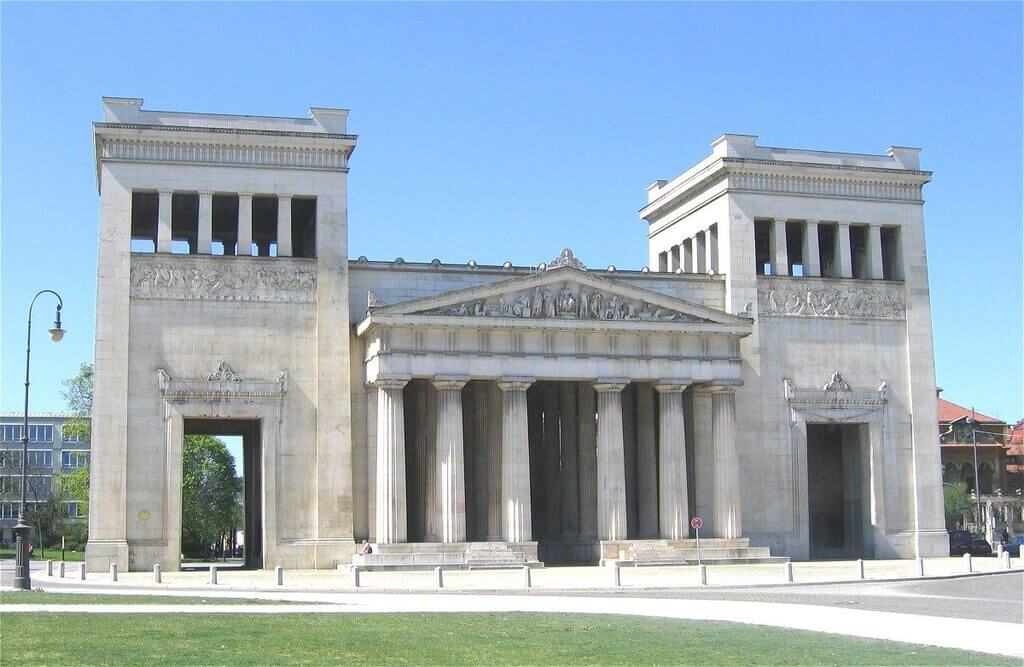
[543, 290, 556, 318]
[451, 303, 469, 316]
[474, 301, 487, 316]
[531, 288, 543, 317]
[589, 292, 602, 319]
[578, 290, 590, 319]
[558, 286, 574, 316]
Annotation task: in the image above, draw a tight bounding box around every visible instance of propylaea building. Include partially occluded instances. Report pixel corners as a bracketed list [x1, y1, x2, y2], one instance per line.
[86, 98, 947, 572]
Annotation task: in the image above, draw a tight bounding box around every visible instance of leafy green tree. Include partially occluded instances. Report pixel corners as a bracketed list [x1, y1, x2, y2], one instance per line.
[60, 363, 93, 442]
[61, 466, 90, 516]
[27, 476, 72, 556]
[944, 482, 973, 529]
[181, 436, 242, 558]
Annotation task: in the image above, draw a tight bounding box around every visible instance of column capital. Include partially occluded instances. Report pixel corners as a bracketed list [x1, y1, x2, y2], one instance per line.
[371, 375, 410, 390]
[432, 375, 469, 390]
[198, 191, 214, 197]
[158, 189, 174, 197]
[836, 220, 851, 228]
[805, 219, 819, 226]
[498, 377, 534, 392]
[278, 193, 294, 201]
[775, 217, 789, 223]
[655, 380, 691, 394]
[238, 192, 254, 199]
[707, 382, 741, 394]
[594, 379, 628, 393]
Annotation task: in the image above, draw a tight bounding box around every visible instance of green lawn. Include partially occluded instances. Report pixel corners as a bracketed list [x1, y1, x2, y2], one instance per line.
[0, 613, 1011, 666]
[0, 547, 85, 561]
[0, 590, 301, 606]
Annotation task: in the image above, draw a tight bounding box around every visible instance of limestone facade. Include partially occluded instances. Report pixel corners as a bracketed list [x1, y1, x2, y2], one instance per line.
[86, 101, 947, 572]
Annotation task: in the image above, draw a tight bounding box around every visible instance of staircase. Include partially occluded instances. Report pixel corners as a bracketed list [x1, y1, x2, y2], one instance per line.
[464, 543, 527, 569]
[605, 538, 789, 566]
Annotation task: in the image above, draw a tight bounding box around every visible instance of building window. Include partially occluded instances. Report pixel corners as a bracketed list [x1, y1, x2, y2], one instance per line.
[1, 425, 19, 442]
[0, 450, 18, 467]
[65, 502, 81, 518]
[0, 502, 17, 519]
[62, 451, 90, 470]
[0, 476, 19, 493]
[0, 425, 52, 443]
[26, 450, 52, 469]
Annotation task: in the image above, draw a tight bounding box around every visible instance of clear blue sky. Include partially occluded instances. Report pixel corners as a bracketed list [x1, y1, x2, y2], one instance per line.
[2, 3, 1021, 421]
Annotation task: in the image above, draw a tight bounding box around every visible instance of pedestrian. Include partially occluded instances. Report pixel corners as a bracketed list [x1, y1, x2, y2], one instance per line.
[359, 540, 373, 555]
[1001, 528, 1010, 544]
[27, 544, 34, 557]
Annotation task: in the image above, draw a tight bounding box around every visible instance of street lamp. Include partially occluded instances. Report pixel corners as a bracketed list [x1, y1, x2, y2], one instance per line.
[13, 290, 65, 591]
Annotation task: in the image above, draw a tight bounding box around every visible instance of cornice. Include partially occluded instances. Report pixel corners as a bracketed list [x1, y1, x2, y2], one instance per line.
[94, 121, 357, 141]
[98, 135, 350, 172]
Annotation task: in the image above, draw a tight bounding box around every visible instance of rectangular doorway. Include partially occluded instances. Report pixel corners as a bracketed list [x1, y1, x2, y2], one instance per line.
[806, 423, 869, 559]
[182, 418, 263, 569]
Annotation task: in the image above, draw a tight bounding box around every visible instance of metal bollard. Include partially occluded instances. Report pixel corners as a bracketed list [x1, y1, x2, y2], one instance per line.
[783, 561, 793, 583]
[698, 564, 707, 586]
[59, 561, 66, 578]
[434, 566, 444, 588]
[209, 564, 218, 585]
[275, 566, 283, 586]
[611, 563, 621, 587]
[522, 566, 532, 589]
[963, 552, 972, 573]
[856, 559, 865, 580]
[46, 560, 53, 576]
[110, 563, 118, 582]
[154, 563, 162, 584]
[1001, 551, 1012, 570]
[352, 565, 361, 588]
[79, 563, 87, 580]
[916, 557, 924, 577]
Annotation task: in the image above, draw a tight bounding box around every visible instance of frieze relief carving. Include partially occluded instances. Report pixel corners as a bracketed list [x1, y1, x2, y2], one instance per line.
[131, 256, 316, 303]
[425, 281, 701, 323]
[758, 278, 905, 320]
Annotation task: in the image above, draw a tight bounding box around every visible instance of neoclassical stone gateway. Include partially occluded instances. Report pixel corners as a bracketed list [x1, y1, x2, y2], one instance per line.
[86, 98, 947, 572]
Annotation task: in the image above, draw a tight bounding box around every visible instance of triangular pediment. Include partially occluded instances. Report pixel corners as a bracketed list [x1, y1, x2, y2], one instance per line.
[368, 266, 750, 327]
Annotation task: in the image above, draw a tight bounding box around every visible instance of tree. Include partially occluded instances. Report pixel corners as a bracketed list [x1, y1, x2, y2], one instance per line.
[60, 363, 93, 442]
[62, 466, 90, 516]
[181, 435, 242, 558]
[27, 476, 72, 556]
[944, 482, 973, 529]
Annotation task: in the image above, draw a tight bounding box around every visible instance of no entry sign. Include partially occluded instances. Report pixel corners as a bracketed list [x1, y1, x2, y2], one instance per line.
[690, 517, 703, 530]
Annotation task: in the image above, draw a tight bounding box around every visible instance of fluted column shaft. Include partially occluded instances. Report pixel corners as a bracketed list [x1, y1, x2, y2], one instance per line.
[803, 221, 821, 277]
[434, 377, 468, 543]
[237, 193, 254, 256]
[657, 382, 690, 539]
[595, 381, 628, 541]
[197, 191, 213, 254]
[277, 195, 293, 257]
[835, 222, 853, 278]
[711, 386, 742, 539]
[157, 190, 173, 253]
[499, 379, 533, 542]
[867, 224, 885, 279]
[374, 378, 408, 543]
[772, 218, 789, 276]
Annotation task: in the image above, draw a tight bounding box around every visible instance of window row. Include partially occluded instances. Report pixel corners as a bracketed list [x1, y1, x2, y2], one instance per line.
[0, 425, 53, 443]
[753, 219, 902, 280]
[130, 191, 317, 258]
[0, 475, 50, 495]
[0, 501, 81, 519]
[62, 451, 90, 469]
[0, 450, 54, 469]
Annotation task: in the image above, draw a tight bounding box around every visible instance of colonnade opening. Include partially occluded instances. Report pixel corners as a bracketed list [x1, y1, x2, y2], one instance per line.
[806, 423, 869, 559]
[180, 418, 262, 569]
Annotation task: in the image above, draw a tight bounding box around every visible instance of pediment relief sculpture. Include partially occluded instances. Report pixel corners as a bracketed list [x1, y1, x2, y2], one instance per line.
[423, 281, 702, 323]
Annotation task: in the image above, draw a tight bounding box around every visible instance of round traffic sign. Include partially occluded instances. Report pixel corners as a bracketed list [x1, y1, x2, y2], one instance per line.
[690, 517, 703, 530]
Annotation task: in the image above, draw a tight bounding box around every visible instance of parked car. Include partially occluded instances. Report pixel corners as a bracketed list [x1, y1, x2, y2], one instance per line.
[970, 538, 993, 556]
[1000, 536, 1024, 556]
[948, 529, 973, 556]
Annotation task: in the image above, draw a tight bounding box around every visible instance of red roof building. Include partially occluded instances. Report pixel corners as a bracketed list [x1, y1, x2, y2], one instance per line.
[937, 392, 1021, 495]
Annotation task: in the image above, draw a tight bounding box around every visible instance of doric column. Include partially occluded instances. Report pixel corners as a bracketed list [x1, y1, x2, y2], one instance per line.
[636, 383, 658, 537]
[670, 245, 680, 272]
[433, 376, 468, 543]
[683, 238, 694, 273]
[374, 377, 409, 543]
[835, 222, 853, 278]
[499, 378, 533, 542]
[277, 195, 292, 257]
[656, 381, 690, 539]
[711, 385, 742, 539]
[559, 382, 579, 536]
[577, 384, 597, 538]
[803, 221, 821, 277]
[772, 218, 789, 276]
[237, 193, 254, 257]
[595, 380, 628, 541]
[695, 231, 707, 273]
[867, 224, 884, 279]
[197, 191, 213, 254]
[157, 190, 173, 253]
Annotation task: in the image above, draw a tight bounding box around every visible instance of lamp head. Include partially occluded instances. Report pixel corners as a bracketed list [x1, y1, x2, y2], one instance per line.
[48, 305, 65, 342]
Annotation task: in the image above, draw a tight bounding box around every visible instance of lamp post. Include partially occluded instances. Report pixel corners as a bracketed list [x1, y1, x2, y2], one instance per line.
[967, 408, 983, 535]
[13, 290, 65, 591]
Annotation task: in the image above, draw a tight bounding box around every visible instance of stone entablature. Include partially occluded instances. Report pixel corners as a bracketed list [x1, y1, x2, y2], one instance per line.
[130, 254, 317, 303]
[757, 276, 906, 320]
[96, 135, 350, 172]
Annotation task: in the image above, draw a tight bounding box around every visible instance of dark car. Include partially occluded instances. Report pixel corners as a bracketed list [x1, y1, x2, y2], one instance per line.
[949, 529, 973, 556]
[1000, 536, 1024, 557]
[970, 538, 993, 556]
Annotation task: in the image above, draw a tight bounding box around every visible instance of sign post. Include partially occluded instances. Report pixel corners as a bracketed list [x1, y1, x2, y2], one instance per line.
[691, 517, 704, 566]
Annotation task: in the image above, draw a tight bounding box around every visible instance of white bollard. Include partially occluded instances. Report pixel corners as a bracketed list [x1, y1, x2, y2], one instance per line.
[209, 564, 218, 585]
[996, 542, 1004, 557]
[1001, 551, 1012, 569]
[275, 566, 283, 586]
[153, 563, 162, 584]
[522, 566, 532, 588]
[783, 561, 793, 583]
[698, 564, 707, 586]
[46, 560, 53, 576]
[916, 557, 925, 577]
[110, 563, 118, 582]
[434, 566, 444, 588]
[59, 561, 66, 578]
[611, 563, 621, 587]
[79, 563, 86, 580]
[856, 559, 865, 580]
[352, 565, 361, 588]
[963, 552, 973, 573]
